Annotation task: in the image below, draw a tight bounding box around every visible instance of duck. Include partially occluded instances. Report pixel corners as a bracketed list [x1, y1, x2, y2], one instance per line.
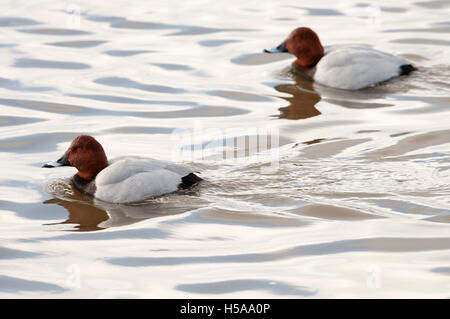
[43, 135, 202, 204]
[264, 27, 416, 90]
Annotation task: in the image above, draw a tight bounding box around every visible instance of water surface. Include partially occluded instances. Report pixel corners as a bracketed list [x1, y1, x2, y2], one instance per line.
[0, 0, 449, 298]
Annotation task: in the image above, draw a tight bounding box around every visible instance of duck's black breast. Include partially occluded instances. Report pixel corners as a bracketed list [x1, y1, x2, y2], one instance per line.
[72, 174, 97, 196]
[399, 64, 417, 76]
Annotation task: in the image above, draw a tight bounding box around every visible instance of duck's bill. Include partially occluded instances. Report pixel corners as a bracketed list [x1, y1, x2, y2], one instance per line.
[264, 40, 288, 53]
[42, 152, 70, 168]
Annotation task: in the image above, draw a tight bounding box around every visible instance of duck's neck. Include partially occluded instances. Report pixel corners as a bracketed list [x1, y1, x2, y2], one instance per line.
[76, 166, 105, 181]
[73, 174, 97, 196]
[76, 170, 96, 181]
[75, 162, 108, 181]
[74, 173, 91, 185]
[294, 54, 323, 68]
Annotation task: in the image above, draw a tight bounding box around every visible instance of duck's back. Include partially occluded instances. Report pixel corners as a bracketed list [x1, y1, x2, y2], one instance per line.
[314, 45, 410, 90]
[93, 157, 198, 203]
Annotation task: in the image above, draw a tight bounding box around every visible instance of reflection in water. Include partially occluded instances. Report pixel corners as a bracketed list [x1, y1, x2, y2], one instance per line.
[272, 62, 420, 120]
[274, 72, 321, 120]
[42, 180, 205, 231]
[43, 196, 200, 231]
[43, 198, 109, 232]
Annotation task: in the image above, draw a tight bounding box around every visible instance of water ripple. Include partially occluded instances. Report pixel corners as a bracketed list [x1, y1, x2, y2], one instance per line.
[14, 58, 91, 70]
[107, 237, 450, 267]
[176, 279, 316, 296]
[94, 77, 186, 94]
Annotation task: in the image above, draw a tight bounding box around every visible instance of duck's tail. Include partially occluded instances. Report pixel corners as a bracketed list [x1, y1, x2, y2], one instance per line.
[179, 173, 203, 189]
[399, 64, 417, 76]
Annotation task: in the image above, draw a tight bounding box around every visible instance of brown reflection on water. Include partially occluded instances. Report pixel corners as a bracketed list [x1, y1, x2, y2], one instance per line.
[43, 198, 109, 232]
[42, 195, 202, 232]
[274, 74, 321, 120]
[42, 181, 206, 232]
[273, 61, 424, 120]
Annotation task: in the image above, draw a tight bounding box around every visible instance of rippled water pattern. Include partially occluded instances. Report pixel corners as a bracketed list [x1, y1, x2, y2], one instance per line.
[0, 0, 449, 297]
